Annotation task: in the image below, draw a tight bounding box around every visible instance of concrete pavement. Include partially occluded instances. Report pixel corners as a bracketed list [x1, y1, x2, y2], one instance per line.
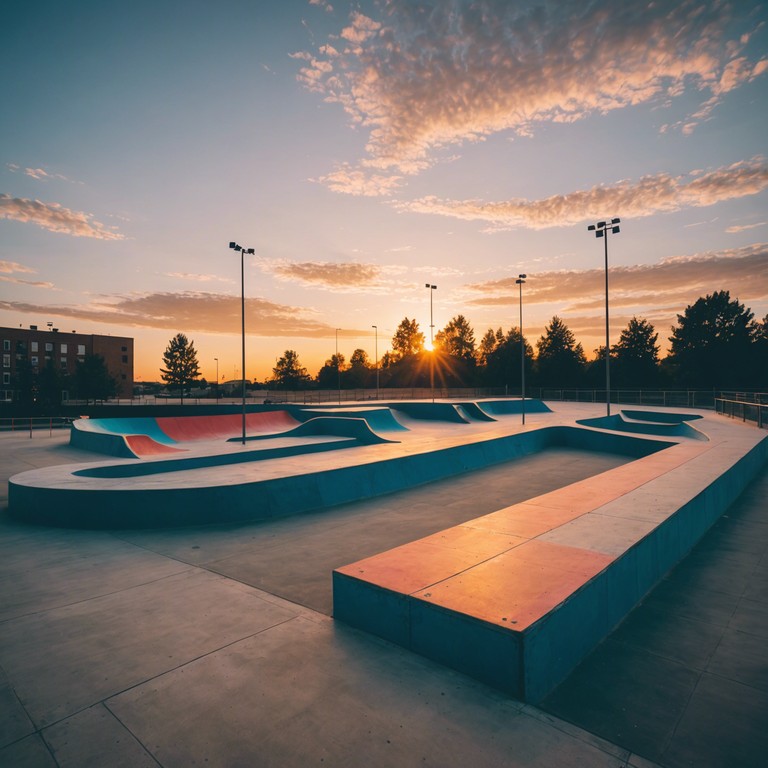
[0, 405, 766, 766]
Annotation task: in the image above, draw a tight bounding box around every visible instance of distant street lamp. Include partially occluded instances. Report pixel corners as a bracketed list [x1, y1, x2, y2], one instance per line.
[372, 325, 379, 399]
[426, 284, 437, 401]
[516, 275, 527, 425]
[336, 328, 341, 404]
[587, 218, 621, 417]
[214, 357, 219, 400]
[229, 241, 255, 444]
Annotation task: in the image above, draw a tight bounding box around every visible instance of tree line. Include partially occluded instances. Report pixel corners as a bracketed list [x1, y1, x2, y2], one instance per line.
[161, 291, 767, 394]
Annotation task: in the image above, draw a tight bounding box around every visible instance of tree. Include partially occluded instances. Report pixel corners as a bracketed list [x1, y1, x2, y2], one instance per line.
[755, 314, 768, 388]
[345, 348, 371, 388]
[316, 353, 346, 389]
[75, 354, 118, 404]
[480, 327, 534, 388]
[391, 317, 425, 359]
[272, 350, 311, 390]
[668, 291, 756, 388]
[160, 333, 200, 404]
[535, 316, 586, 388]
[434, 315, 476, 362]
[611, 317, 660, 388]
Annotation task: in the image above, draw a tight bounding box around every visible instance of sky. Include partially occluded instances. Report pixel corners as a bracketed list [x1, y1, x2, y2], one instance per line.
[1, 0, 767, 385]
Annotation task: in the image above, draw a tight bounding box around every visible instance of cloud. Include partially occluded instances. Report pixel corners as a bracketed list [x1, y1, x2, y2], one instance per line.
[262, 260, 383, 289]
[393, 158, 768, 229]
[311, 164, 403, 196]
[464, 243, 768, 312]
[297, 0, 768, 187]
[0, 194, 125, 240]
[726, 221, 765, 233]
[164, 272, 234, 284]
[0, 260, 56, 289]
[7, 163, 80, 183]
[0, 292, 349, 338]
[309, 0, 333, 12]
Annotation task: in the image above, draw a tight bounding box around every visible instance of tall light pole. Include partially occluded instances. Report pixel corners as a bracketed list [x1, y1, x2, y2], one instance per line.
[372, 325, 379, 399]
[229, 241, 254, 444]
[426, 284, 437, 401]
[516, 275, 527, 425]
[214, 357, 219, 400]
[335, 328, 341, 404]
[587, 218, 620, 417]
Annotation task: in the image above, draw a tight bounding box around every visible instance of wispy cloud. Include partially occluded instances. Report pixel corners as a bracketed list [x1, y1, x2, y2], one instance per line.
[311, 164, 403, 196]
[726, 221, 766, 233]
[0, 292, 349, 338]
[7, 163, 81, 184]
[0, 260, 55, 289]
[297, 0, 767, 190]
[262, 260, 382, 289]
[0, 194, 125, 240]
[164, 272, 234, 284]
[465, 244, 768, 312]
[393, 158, 768, 230]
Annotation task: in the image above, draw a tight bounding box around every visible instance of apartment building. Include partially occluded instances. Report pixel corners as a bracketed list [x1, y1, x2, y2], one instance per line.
[1, 324, 134, 401]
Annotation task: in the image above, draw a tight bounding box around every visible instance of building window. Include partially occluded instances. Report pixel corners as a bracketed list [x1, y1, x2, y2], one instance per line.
[2, 354, 9, 368]
[3, 340, 9, 351]
[77, 344, 85, 355]
[60, 343, 68, 354]
[45, 342, 53, 352]
[16, 341, 27, 353]
[121, 345, 127, 352]
[2, 373, 9, 385]
[61, 359, 68, 369]
[31, 341, 38, 352]
[31, 356, 38, 366]
[121, 355, 128, 363]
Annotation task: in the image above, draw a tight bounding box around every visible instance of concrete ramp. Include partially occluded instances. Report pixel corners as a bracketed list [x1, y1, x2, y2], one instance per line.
[390, 402, 470, 423]
[621, 409, 703, 424]
[124, 435, 186, 456]
[577, 413, 708, 441]
[295, 407, 408, 432]
[453, 402, 497, 422]
[156, 411, 299, 441]
[236, 416, 398, 446]
[477, 399, 552, 417]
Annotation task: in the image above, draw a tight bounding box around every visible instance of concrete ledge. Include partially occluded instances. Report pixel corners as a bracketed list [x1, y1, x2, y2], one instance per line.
[333, 424, 768, 702]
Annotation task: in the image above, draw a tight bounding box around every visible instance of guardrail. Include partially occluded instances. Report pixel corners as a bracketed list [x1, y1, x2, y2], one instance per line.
[0, 416, 72, 437]
[715, 398, 767, 429]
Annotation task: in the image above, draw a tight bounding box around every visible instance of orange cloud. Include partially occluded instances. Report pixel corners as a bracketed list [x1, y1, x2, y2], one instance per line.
[0, 194, 124, 240]
[0, 292, 352, 338]
[297, 1, 767, 188]
[394, 159, 768, 229]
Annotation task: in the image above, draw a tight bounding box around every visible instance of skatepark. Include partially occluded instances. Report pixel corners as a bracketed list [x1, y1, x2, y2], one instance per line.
[1, 399, 766, 766]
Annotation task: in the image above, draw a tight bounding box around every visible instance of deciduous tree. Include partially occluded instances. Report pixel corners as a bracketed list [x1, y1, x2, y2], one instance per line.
[272, 350, 311, 390]
[391, 317, 425, 359]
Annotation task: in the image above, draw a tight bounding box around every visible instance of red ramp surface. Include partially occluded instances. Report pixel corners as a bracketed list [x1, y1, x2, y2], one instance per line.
[125, 435, 186, 456]
[156, 411, 299, 442]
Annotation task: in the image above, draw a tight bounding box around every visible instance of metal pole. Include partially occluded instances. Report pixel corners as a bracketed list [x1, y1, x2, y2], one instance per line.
[336, 328, 341, 404]
[519, 280, 525, 426]
[241, 248, 246, 443]
[372, 325, 379, 399]
[604, 232, 611, 418]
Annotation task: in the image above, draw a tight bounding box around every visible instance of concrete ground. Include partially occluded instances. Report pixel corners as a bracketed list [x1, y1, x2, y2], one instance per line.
[0, 407, 766, 767]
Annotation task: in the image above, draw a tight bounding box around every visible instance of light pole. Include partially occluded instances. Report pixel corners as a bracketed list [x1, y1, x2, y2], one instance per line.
[335, 328, 341, 404]
[372, 325, 379, 399]
[214, 357, 219, 400]
[587, 218, 620, 417]
[426, 284, 436, 401]
[516, 275, 527, 425]
[229, 241, 255, 444]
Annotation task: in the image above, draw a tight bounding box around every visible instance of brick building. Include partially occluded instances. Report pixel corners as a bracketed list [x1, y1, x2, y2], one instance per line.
[1, 324, 134, 401]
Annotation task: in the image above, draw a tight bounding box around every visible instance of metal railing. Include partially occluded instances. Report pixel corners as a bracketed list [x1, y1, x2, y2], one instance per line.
[0, 416, 72, 437]
[715, 397, 767, 429]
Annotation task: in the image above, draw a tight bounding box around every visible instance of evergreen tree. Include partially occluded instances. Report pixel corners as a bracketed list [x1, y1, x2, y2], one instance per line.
[480, 327, 534, 388]
[668, 291, 756, 388]
[160, 333, 201, 404]
[76, 354, 118, 404]
[272, 350, 311, 390]
[611, 317, 660, 388]
[535, 316, 586, 388]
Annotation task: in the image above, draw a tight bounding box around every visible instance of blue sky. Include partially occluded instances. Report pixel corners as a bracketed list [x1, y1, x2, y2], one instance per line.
[2, 0, 767, 383]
